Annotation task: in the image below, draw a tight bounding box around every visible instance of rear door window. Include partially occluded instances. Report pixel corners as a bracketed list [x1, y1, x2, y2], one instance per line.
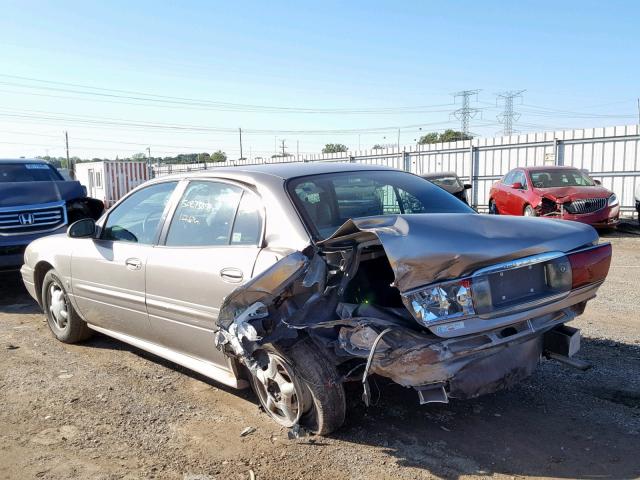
[165, 181, 243, 247]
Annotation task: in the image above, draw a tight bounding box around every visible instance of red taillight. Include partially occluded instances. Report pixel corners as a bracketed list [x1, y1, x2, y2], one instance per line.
[568, 243, 612, 289]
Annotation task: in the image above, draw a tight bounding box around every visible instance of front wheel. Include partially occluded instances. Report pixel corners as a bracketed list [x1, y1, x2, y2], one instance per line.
[249, 339, 346, 435]
[41, 270, 93, 344]
[524, 205, 537, 217]
[489, 199, 499, 214]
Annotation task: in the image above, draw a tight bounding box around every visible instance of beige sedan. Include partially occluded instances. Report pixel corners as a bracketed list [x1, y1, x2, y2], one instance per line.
[21, 162, 611, 434]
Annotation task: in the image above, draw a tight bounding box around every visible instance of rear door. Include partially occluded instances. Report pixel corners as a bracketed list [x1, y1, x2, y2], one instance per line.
[145, 179, 264, 368]
[71, 181, 178, 339]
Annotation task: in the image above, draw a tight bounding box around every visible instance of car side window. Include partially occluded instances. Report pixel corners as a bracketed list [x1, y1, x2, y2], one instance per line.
[165, 181, 243, 247]
[230, 192, 263, 245]
[513, 171, 527, 189]
[502, 171, 516, 185]
[102, 181, 178, 244]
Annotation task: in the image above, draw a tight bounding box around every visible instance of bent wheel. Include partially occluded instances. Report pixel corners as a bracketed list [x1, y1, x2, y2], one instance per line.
[249, 340, 346, 435]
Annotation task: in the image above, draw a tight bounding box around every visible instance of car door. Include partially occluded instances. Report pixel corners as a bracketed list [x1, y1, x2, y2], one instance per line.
[145, 179, 264, 368]
[508, 170, 529, 215]
[70, 181, 179, 339]
[494, 170, 515, 214]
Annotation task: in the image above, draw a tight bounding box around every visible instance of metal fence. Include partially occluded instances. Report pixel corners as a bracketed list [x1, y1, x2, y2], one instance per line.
[154, 124, 640, 215]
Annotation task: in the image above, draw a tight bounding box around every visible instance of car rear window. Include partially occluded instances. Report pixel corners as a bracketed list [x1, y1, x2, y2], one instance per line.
[288, 170, 474, 239]
[0, 163, 63, 182]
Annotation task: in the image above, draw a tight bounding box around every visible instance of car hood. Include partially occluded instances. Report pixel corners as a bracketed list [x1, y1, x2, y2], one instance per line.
[319, 213, 598, 292]
[534, 185, 611, 202]
[0, 181, 86, 207]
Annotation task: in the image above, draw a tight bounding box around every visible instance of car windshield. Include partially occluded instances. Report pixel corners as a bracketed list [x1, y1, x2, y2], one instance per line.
[530, 169, 595, 188]
[288, 170, 474, 239]
[0, 163, 63, 182]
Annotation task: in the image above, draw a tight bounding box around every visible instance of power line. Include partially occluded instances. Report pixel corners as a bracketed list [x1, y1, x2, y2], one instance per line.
[452, 90, 481, 135]
[496, 90, 525, 135]
[0, 107, 463, 135]
[0, 73, 462, 115]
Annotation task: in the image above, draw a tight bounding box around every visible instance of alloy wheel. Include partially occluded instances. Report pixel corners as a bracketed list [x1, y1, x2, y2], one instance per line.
[252, 352, 306, 427]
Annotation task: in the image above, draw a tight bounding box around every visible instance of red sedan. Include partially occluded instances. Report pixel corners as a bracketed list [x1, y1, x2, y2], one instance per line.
[489, 166, 620, 228]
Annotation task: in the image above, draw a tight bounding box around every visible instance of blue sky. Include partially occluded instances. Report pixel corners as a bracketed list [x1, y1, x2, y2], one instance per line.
[0, 0, 638, 159]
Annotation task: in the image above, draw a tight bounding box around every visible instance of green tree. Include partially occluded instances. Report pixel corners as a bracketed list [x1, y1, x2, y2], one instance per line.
[322, 143, 348, 154]
[418, 130, 472, 145]
[131, 152, 146, 161]
[197, 152, 211, 163]
[417, 132, 440, 144]
[211, 150, 227, 162]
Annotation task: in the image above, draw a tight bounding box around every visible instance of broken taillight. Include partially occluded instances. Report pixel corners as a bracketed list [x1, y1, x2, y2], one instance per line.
[567, 243, 612, 289]
[405, 244, 611, 328]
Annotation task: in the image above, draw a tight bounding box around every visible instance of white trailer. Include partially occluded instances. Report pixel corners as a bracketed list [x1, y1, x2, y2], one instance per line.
[75, 161, 151, 208]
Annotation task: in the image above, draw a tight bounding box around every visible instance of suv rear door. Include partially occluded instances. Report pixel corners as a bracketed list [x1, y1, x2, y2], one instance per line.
[145, 179, 264, 368]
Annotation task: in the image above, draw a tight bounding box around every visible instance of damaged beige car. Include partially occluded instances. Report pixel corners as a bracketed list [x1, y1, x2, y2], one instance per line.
[21, 163, 612, 435]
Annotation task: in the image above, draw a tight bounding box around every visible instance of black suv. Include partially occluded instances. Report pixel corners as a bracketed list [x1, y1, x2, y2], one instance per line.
[0, 159, 103, 270]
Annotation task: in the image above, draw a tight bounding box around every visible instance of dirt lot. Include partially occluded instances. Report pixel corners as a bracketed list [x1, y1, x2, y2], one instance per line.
[1, 232, 639, 480]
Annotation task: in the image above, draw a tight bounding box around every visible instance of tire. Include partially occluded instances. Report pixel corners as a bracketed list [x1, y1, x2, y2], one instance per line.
[489, 199, 499, 215]
[249, 338, 346, 435]
[41, 270, 93, 344]
[524, 205, 537, 217]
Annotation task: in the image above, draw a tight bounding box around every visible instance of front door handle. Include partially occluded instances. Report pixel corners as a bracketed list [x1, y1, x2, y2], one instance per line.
[220, 267, 244, 283]
[125, 258, 142, 271]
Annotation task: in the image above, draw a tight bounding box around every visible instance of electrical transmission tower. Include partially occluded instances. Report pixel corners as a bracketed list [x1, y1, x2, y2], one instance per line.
[496, 90, 525, 135]
[452, 90, 481, 135]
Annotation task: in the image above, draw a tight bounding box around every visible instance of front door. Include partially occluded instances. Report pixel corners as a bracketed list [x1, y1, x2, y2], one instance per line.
[145, 180, 264, 368]
[71, 181, 178, 339]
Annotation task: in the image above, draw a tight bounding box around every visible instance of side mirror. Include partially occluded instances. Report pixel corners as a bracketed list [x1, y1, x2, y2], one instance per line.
[463, 183, 472, 190]
[68, 218, 96, 238]
[594, 179, 602, 186]
[511, 182, 523, 190]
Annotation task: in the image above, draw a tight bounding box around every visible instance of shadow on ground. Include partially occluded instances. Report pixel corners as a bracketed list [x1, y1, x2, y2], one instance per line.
[3, 270, 639, 478]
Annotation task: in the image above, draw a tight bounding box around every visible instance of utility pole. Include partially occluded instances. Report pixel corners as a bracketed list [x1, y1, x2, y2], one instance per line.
[146, 146, 154, 175]
[296, 140, 299, 161]
[280, 139, 287, 157]
[397, 129, 400, 150]
[496, 90, 525, 136]
[64, 131, 70, 173]
[637, 98, 640, 126]
[452, 90, 481, 136]
[238, 127, 243, 159]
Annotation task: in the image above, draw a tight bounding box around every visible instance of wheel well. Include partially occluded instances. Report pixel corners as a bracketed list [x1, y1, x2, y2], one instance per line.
[33, 261, 54, 307]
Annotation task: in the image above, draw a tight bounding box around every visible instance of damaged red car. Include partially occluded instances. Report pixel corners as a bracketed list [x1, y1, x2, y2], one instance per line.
[22, 163, 612, 435]
[489, 166, 620, 227]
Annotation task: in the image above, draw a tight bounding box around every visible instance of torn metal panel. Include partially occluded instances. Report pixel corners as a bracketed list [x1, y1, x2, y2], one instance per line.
[319, 213, 597, 292]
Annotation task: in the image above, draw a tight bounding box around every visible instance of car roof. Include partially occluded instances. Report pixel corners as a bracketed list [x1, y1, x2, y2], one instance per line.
[421, 171, 458, 179]
[0, 158, 49, 164]
[159, 161, 396, 182]
[520, 165, 581, 172]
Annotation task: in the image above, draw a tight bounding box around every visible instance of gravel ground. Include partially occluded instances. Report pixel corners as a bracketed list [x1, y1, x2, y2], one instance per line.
[0, 230, 639, 480]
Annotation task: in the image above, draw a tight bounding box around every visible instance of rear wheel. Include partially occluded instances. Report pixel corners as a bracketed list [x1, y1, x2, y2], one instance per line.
[41, 270, 92, 344]
[489, 199, 499, 214]
[249, 339, 346, 435]
[524, 205, 536, 217]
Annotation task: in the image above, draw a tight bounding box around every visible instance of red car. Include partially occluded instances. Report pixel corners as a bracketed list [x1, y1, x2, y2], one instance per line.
[489, 166, 619, 228]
